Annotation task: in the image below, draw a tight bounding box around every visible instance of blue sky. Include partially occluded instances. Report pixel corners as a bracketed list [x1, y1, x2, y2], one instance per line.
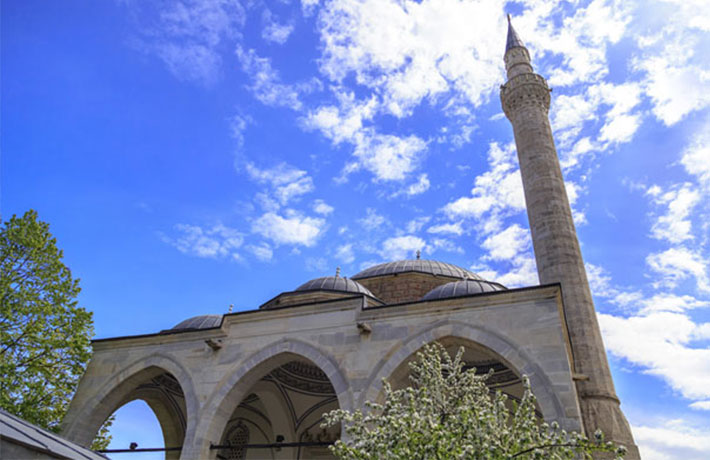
[2, 0, 710, 458]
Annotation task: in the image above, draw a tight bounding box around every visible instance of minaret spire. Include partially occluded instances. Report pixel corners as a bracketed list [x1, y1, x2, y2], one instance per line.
[505, 14, 525, 52]
[503, 15, 533, 79]
[499, 18, 640, 458]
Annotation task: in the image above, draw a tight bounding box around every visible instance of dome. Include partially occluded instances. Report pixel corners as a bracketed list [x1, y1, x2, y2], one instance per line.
[352, 259, 483, 281]
[421, 279, 507, 300]
[295, 276, 376, 297]
[171, 314, 222, 331]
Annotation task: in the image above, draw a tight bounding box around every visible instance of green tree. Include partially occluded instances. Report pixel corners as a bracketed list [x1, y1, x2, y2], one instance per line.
[324, 343, 626, 460]
[0, 210, 110, 448]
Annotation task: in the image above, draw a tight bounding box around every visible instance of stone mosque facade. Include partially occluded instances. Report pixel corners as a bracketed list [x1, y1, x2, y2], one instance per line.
[61, 18, 640, 459]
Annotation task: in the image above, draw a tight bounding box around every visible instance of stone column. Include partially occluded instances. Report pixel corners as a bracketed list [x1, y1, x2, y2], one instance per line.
[499, 17, 639, 458]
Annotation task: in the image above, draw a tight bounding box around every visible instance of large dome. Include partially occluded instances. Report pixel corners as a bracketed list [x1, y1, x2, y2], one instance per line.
[421, 279, 507, 301]
[296, 276, 376, 297]
[170, 314, 222, 331]
[352, 259, 482, 281]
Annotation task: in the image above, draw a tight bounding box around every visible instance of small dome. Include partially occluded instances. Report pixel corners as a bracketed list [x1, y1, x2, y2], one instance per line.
[421, 279, 507, 300]
[352, 259, 482, 281]
[296, 276, 376, 297]
[171, 314, 222, 331]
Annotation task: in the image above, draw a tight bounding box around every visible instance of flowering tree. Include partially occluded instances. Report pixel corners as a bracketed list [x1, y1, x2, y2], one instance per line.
[324, 343, 626, 460]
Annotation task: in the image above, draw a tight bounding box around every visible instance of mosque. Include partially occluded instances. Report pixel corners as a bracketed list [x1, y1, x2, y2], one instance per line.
[61, 17, 640, 460]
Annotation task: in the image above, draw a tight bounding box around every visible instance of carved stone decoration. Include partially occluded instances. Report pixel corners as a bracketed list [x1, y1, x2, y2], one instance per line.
[135, 372, 187, 432]
[265, 361, 336, 395]
[225, 422, 249, 460]
[463, 360, 519, 388]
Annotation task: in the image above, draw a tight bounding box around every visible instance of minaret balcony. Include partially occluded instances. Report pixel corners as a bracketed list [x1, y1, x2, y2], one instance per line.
[500, 73, 551, 117]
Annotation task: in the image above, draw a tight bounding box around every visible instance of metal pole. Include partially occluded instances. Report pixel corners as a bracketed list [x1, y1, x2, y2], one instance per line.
[99, 441, 334, 454]
[210, 441, 334, 450]
[98, 446, 183, 453]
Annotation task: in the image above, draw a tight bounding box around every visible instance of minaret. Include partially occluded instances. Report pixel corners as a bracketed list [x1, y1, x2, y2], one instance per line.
[500, 16, 639, 457]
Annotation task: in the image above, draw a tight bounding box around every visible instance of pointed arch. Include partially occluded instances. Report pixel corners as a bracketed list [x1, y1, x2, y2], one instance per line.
[184, 339, 352, 459]
[360, 320, 574, 428]
[62, 353, 199, 457]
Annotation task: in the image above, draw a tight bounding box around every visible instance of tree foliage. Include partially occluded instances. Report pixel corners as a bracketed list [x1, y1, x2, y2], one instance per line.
[324, 343, 626, 460]
[0, 210, 96, 434]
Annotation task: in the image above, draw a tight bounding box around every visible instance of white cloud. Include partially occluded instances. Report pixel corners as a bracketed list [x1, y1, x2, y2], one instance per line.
[508, 0, 630, 89]
[305, 95, 427, 181]
[355, 132, 427, 181]
[246, 162, 315, 206]
[639, 293, 710, 314]
[648, 183, 700, 243]
[229, 114, 252, 149]
[247, 242, 273, 261]
[335, 243, 355, 264]
[381, 235, 425, 260]
[681, 126, 710, 190]
[693, 323, 710, 341]
[637, 54, 710, 126]
[482, 224, 530, 262]
[304, 94, 377, 145]
[632, 0, 710, 126]
[561, 136, 595, 171]
[305, 256, 328, 272]
[633, 419, 710, 460]
[252, 211, 325, 246]
[406, 216, 431, 234]
[565, 181, 587, 226]
[585, 262, 613, 295]
[443, 196, 494, 220]
[162, 223, 243, 259]
[126, 0, 245, 85]
[262, 10, 294, 44]
[358, 208, 387, 231]
[405, 174, 430, 196]
[429, 238, 463, 254]
[312, 199, 334, 215]
[275, 179, 315, 205]
[235, 45, 304, 110]
[317, 0, 506, 117]
[600, 311, 710, 400]
[646, 247, 710, 293]
[690, 401, 710, 411]
[592, 82, 643, 145]
[474, 255, 538, 288]
[443, 142, 525, 232]
[154, 43, 223, 85]
[552, 81, 642, 171]
[301, 0, 320, 16]
[598, 113, 640, 145]
[427, 222, 463, 236]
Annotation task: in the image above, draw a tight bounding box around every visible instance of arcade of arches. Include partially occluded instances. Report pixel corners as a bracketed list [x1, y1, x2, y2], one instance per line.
[63, 262, 583, 460]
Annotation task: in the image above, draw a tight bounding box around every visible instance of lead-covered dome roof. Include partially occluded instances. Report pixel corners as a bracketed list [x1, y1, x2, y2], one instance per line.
[421, 279, 507, 301]
[296, 276, 376, 297]
[352, 259, 482, 281]
[170, 314, 222, 331]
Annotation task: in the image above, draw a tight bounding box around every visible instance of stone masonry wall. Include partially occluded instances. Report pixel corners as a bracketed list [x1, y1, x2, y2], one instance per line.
[62, 286, 582, 460]
[356, 272, 458, 304]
